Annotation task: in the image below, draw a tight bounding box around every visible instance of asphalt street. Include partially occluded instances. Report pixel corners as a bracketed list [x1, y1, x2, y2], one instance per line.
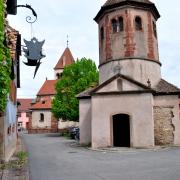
[23, 133, 180, 180]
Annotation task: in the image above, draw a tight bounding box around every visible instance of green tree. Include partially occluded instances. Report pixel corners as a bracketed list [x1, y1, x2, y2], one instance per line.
[52, 58, 99, 121]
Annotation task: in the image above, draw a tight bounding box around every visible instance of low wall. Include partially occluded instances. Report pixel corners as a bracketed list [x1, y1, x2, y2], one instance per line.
[58, 120, 79, 130]
[28, 128, 58, 134]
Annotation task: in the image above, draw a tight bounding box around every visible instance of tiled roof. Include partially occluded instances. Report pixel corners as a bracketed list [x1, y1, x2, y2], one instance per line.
[154, 79, 180, 93]
[31, 97, 52, 110]
[94, 0, 160, 22]
[17, 99, 33, 112]
[37, 80, 57, 96]
[103, 0, 152, 7]
[54, 47, 75, 70]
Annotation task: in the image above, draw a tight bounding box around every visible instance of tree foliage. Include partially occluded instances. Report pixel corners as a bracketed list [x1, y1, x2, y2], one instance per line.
[0, 1, 12, 112]
[52, 58, 99, 121]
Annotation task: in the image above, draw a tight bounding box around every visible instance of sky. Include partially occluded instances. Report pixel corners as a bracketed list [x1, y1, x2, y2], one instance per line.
[8, 0, 180, 98]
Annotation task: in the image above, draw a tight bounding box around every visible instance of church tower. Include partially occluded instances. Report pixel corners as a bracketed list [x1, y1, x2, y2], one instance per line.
[54, 47, 75, 79]
[94, 0, 161, 87]
[78, 0, 180, 149]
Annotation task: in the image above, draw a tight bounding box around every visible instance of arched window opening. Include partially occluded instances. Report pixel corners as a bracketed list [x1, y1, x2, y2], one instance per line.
[153, 21, 157, 38]
[117, 78, 123, 91]
[100, 27, 104, 40]
[135, 16, 142, 31]
[112, 19, 118, 33]
[56, 73, 60, 79]
[118, 17, 124, 32]
[40, 113, 44, 122]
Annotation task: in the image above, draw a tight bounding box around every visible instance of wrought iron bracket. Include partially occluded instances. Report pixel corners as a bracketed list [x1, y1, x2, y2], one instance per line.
[16, 4, 37, 23]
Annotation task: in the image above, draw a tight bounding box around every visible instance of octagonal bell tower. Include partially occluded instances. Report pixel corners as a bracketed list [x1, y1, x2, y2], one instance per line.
[94, 0, 161, 87]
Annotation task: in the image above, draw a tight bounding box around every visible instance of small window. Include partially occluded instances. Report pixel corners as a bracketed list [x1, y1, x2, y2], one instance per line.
[153, 21, 157, 38]
[100, 27, 104, 40]
[56, 73, 60, 79]
[118, 17, 124, 31]
[40, 113, 44, 122]
[117, 79, 123, 91]
[135, 16, 142, 31]
[42, 100, 46, 104]
[112, 19, 118, 33]
[7, 126, 11, 135]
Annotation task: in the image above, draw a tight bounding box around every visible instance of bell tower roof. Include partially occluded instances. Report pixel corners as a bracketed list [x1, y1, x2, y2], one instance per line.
[103, 0, 153, 7]
[94, 0, 160, 22]
[54, 47, 75, 70]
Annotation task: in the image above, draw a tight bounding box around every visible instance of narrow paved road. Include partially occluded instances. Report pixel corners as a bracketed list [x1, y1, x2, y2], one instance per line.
[23, 133, 180, 180]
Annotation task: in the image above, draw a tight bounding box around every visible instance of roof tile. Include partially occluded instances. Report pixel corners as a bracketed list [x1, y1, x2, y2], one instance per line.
[37, 80, 57, 96]
[31, 97, 52, 110]
[54, 48, 74, 70]
[154, 79, 180, 93]
[17, 99, 33, 112]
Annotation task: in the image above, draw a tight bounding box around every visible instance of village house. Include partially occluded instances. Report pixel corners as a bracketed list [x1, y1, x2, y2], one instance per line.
[78, 0, 180, 149]
[17, 99, 33, 131]
[28, 47, 76, 133]
[0, 7, 21, 162]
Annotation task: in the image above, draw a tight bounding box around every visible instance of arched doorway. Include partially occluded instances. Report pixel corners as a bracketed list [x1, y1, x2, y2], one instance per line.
[113, 114, 130, 147]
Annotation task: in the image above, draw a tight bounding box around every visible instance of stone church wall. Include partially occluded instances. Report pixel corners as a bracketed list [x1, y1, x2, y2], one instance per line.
[154, 95, 180, 145]
[154, 106, 174, 145]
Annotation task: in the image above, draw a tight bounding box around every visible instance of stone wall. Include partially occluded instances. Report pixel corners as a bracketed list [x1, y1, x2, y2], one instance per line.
[154, 106, 175, 145]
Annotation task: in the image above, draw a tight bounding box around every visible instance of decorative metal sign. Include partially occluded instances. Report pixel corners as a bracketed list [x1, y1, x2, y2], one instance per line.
[23, 37, 45, 78]
[7, 1, 46, 78]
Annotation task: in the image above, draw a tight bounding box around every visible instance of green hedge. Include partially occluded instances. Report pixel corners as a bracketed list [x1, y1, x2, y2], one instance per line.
[0, 0, 12, 112]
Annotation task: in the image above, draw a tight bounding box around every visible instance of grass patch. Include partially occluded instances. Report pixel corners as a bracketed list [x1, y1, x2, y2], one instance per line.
[0, 151, 28, 170]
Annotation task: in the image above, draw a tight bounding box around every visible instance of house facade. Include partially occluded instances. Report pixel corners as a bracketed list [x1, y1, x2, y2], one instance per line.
[0, 12, 21, 162]
[28, 47, 75, 133]
[78, 0, 180, 149]
[17, 99, 33, 131]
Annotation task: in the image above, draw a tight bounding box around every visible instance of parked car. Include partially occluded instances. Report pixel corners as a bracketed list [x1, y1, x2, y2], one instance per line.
[69, 127, 79, 140]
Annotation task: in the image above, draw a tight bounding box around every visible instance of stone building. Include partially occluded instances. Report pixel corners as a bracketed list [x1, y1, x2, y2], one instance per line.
[28, 47, 75, 133]
[78, 0, 180, 148]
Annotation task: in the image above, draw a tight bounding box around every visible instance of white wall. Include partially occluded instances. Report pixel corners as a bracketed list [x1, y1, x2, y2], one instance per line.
[32, 110, 52, 128]
[79, 99, 91, 145]
[58, 120, 79, 130]
[3, 98, 17, 162]
[91, 93, 154, 148]
[99, 59, 161, 87]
